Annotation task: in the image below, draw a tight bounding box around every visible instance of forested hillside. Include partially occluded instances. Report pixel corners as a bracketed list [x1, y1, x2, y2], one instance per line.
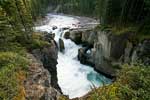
[52, 0, 150, 35]
[0, 0, 150, 100]
[0, 0, 52, 99]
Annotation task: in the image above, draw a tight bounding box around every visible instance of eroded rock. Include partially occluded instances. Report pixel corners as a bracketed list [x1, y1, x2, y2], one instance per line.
[25, 54, 61, 100]
[64, 31, 70, 39]
[77, 29, 136, 78]
[59, 38, 65, 52]
[69, 30, 82, 44]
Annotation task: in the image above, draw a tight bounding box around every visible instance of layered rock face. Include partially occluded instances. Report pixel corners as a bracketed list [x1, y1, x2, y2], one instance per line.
[64, 29, 150, 78]
[25, 32, 62, 100]
[59, 38, 65, 52]
[131, 39, 150, 65]
[25, 54, 61, 100]
[32, 32, 61, 91]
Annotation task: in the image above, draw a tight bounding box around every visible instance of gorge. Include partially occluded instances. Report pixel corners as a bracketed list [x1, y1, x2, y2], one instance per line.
[35, 13, 111, 99]
[0, 0, 150, 99]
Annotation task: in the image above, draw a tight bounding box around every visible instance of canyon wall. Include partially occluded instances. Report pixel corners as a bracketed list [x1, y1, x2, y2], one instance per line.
[65, 28, 150, 78]
[25, 32, 62, 100]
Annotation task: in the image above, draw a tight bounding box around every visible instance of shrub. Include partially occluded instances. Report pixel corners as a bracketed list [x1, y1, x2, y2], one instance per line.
[17, 32, 51, 50]
[0, 43, 27, 56]
[0, 52, 29, 99]
[86, 65, 150, 100]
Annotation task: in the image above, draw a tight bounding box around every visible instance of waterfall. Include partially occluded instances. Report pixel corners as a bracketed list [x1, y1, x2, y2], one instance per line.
[35, 13, 111, 99]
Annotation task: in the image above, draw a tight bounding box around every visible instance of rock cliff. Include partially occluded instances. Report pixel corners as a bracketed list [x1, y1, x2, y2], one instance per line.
[24, 32, 62, 100]
[64, 28, 150, 78]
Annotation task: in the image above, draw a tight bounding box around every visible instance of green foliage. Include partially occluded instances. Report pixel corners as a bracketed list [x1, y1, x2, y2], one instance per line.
[17, 33, 51, 50]
[30, 0, 52, 20]
[0, 52, 29, 99]
[29, 38, 50, 50]
[0, 52, 28, 69]
[0, 43, 27, 56]
[87, 65, 150, 100]
[0, 0, 52, 99]
[53, 0, 150, 37]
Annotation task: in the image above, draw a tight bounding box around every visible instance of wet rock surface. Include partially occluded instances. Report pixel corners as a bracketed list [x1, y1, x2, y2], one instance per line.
[77, 28, 150, 78]
[59, 38, 65, 52]
[67, 28, 139, 78]
[64, 31, 70, 39]
[69, 30, 83, 44]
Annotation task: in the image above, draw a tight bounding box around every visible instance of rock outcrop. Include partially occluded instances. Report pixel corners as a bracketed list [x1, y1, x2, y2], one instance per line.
[131, 39, 150, 65]
[65, 28, 140, 78]
[65, 30, 82, 44]
[32, 32, 61, 91]
[25, 54, 61, 100]
[59, 38, 65, 52]
[24, 32, 62, 100]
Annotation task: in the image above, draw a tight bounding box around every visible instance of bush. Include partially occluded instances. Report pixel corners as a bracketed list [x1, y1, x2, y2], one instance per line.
[29, 38, 50, 50]
[0, 52, 28, 69]
[0, 52, 29, 100]
[17, 32, 51, 50]
[86, 65, 150, 100]
[0, 43, 27, 56]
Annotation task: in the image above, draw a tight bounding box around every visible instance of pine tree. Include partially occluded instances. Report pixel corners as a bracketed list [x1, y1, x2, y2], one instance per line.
[0, 7, 15, 44]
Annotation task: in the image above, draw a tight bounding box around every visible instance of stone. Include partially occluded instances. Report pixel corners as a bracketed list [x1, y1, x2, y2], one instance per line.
[77, 29, 134, 78]
[52, 26, 57, 30]
[31, 34, 61, 92]
[70, 30, 82, 44]
[59, 38, 65, 52]
[132, 39, 150, 66]
[24, 54, 61, 100]
[64, 31, 70, 39]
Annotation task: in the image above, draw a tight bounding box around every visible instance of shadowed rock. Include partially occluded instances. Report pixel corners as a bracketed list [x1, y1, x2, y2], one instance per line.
[59, 38, 65, 52]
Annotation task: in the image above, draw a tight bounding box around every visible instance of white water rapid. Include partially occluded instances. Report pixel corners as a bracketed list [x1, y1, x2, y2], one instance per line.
[35, 14, 111, 99]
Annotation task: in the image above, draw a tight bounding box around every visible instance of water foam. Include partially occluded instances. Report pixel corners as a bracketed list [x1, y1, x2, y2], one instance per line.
[35, 14, 111, 98]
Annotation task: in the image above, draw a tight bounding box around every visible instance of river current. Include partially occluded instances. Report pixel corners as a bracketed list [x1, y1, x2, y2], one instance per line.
[35, 13, 111, 99]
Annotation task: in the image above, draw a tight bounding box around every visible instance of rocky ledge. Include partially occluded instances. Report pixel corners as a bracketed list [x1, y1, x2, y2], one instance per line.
[64, 28, 150, 78]
[24, 32, 62, 100]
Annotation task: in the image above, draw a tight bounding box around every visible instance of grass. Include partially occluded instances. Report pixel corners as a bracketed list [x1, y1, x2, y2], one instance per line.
[84, 64, 150, 100]
[0, 31, 52, 100]
[111, 26, 137, 35]
[0, 43, 27, 56]
[0, 52, 29, 100]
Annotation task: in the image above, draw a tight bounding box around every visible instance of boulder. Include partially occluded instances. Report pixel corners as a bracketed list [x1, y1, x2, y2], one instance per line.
[62, 27, 70, 30]
[64, 31, 70, 39]
[78, 47, 95, 66]
[70, 30, 82, 44]
[59, 38, 65, 52]
[52, 26, 57, 30]
[78, 48, 86, 64]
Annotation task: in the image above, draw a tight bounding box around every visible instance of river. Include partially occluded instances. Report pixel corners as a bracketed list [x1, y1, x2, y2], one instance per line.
[35, 13, 111, 99]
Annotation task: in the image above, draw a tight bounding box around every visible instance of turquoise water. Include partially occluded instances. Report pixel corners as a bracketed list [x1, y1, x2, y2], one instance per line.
[35, 14, 111, 99]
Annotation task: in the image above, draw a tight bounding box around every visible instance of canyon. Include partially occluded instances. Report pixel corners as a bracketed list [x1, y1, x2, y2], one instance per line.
[27, 13, 150, 99]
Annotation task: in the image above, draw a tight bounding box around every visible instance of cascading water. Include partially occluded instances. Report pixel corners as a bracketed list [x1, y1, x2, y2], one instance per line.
[35, 14, 111, 99]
